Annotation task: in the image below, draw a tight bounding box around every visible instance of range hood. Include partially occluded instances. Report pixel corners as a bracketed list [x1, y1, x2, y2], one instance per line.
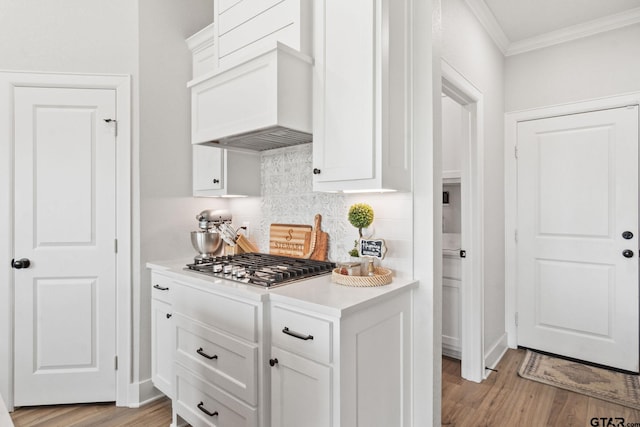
[188, 43, 313, 152]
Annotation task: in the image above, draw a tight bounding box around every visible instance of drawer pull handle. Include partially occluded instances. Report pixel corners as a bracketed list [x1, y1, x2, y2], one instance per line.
[282, 327, 314, 341]
[153, 284, 169, 291]
[197, 347, 218, 360]
[269, 358, 278, 367]
[197, 401, 218, 417]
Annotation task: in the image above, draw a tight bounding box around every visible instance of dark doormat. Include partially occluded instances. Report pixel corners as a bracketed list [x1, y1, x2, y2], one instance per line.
[519, 350, 640, 410]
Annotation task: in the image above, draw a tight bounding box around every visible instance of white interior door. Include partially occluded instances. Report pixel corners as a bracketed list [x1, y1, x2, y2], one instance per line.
[516, 106, 639, 372]
[13, 86, 118, 405]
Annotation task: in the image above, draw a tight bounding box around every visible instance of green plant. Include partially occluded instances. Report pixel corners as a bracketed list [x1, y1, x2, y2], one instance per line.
[348, 203, 374, 257]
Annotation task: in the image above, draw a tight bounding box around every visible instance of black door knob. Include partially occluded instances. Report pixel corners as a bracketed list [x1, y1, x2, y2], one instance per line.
[312, 168, 321, 175]
[623, 249, 634, 258]
[212, 178, 220, 184]
[11, 258, 30, 269]
[623, 231, 634, 240]
[269, 358, 278, 367]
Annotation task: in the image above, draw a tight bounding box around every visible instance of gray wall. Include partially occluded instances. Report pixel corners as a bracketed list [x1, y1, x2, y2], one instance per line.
[136, 0, 216, 396]
[441, 0, 507, 355]
[0, 0, 217, 402]
[505, 23, 640, 112]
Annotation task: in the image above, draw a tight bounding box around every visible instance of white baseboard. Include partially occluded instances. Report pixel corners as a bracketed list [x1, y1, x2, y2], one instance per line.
[442, 345, 461, 360]
[127, 379, 164, 408]
[484, 332, 508, 378]
[0, 391, 14, 427]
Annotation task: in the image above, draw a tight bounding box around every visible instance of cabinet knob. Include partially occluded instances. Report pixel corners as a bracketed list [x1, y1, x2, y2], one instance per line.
[623, 249, 634, 258]
[166, 313, 172, 319]
[269, 358, 278, 367]
[312, 168, 321, 175]
[212, 178, 220, 184]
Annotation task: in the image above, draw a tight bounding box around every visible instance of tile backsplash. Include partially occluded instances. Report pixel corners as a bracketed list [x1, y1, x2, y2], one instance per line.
[229, 143, 413, 278]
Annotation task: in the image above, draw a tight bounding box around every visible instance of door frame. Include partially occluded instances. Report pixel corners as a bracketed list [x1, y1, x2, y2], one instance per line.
[441, 60, 486, 382]
[0, 71, 132, 410]
[504, 91, 640, 349]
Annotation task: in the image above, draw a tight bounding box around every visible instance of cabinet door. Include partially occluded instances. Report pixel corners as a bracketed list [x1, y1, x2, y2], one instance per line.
[270, 348, 331, 427]
[152, 299, 174, 398]
[312, 0, 410, 192]
[193, 144, 224, 193]
[312, 0, 375, 185]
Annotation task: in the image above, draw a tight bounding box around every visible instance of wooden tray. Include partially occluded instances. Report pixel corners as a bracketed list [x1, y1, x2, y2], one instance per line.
[331, 267, 393, 287]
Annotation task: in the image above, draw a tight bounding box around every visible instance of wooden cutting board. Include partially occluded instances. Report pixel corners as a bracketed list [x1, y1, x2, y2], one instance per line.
[310, 214, 329, 261]
[269, 224, 312, 258]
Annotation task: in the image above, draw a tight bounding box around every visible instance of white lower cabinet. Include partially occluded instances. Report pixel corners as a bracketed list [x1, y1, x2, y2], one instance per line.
[148, 264, 415, 427]
[171, 279, 263, 427]
[175, 365, 258, 427]
[269, 292, 412, 427]
[270, 347, 331, 427]
[151, 272, 175, 398]
[442, 254, 462, 358]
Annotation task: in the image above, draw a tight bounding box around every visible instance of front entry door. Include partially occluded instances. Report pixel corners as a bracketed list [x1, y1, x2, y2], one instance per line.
[13, 86, 118, 405]
[516, 106, 639, 372]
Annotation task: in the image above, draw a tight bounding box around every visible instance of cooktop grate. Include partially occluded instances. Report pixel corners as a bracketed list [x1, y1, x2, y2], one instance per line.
[185, 253, 335, 288]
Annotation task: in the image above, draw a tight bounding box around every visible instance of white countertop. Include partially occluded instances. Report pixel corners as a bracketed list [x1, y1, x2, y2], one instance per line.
[147, 259, 417, 317]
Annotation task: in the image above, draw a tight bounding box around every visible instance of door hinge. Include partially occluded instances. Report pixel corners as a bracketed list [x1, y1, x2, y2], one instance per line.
[114, 239, 118, 254]
[115, 355, 118, 370]
[104, 118, 118, 137]
[515, 312, 519, 327]
[514, 146, 518, 159]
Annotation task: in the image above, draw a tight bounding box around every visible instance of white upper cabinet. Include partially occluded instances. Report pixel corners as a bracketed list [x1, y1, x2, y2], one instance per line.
[187, 0, 313, 151]
[442, 95, 463, 182]
[193, 144, 260, 197]
[216, 0, 312, 71]
[312, 0, 411, 192]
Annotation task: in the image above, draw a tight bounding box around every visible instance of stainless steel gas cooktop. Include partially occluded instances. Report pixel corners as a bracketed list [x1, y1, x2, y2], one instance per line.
[185, 253, 335, 288]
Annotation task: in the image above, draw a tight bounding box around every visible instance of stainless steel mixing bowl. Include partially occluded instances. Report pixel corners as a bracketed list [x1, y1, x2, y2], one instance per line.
[191, 231, 223, 256]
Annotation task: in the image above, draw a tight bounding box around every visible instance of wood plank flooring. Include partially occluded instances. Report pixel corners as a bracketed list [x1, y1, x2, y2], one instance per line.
[443, 349, 640, 427]
[10, 397, 172, 427]
[10, 349, 640, 426]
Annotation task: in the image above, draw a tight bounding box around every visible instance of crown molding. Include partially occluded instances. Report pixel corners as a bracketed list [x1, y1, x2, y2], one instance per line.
[465, 0, 640, 57]
[465, 0, 509, 55]
[506, 6, 640, 56]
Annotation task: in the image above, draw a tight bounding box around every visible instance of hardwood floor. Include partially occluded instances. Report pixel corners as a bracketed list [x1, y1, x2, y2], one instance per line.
[443, 348, 640, 427]
[10, 349, 640, 427]
[10, 397, 172, 427]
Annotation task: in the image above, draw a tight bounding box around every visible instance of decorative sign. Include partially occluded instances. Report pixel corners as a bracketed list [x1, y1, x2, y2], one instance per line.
[359, 239, 387, 259]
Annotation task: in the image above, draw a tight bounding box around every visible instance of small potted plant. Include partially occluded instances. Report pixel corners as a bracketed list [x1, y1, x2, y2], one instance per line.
[347, 203, 374, 257]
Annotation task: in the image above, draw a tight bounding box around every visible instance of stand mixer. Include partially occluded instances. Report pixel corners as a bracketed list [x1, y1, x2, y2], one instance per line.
[191, 209, 235, 262]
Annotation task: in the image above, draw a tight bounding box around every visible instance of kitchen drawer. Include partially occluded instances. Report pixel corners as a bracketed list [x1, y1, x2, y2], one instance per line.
[175, 314, 258, 405]
[174, 282, 258, 342]
[443, 256, 462, 281]
[271, 305, 332, 364]
[175, 364, 258, 427]
[151, 272, 173, 304]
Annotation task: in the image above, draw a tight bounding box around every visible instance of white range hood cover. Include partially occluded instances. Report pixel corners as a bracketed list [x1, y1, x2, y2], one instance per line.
[189, 43, 313, 152]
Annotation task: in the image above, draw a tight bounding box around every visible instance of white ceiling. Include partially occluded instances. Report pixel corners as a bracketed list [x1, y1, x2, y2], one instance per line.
[466, 0, 640, 55]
